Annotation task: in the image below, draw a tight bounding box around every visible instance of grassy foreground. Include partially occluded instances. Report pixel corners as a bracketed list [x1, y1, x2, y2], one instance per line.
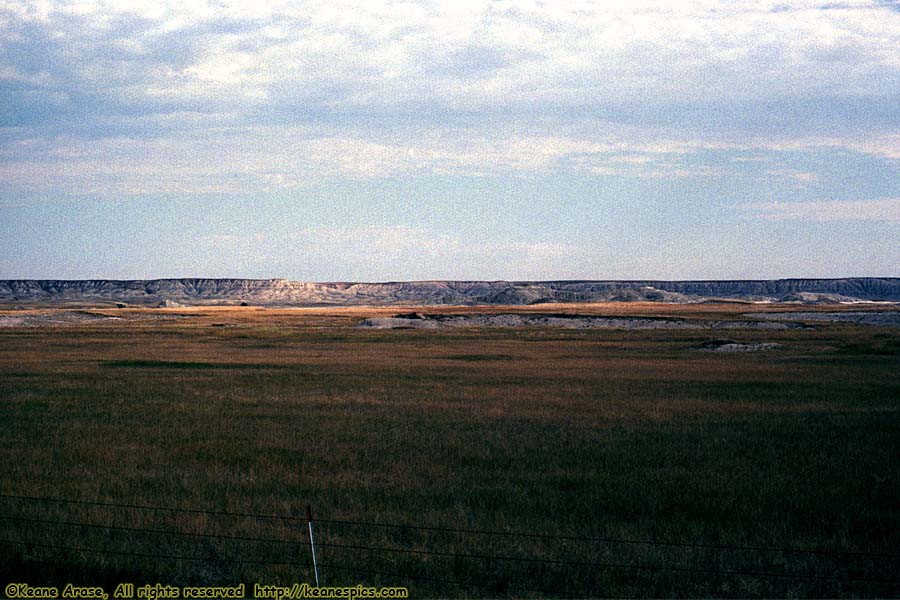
[0, 304, 898, 598]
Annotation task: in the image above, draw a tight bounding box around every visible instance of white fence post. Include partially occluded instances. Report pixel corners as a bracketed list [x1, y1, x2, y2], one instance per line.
[306, 504, 321, 586]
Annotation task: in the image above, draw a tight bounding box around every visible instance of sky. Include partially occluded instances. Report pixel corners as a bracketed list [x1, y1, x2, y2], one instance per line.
[1, 0, 899, 281]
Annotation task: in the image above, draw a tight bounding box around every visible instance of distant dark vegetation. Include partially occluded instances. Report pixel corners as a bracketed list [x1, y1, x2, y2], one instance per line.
[1, 306, 898, 597]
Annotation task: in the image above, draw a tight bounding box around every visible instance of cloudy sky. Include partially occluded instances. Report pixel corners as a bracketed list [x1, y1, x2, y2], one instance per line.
[1, 0, 899, 280]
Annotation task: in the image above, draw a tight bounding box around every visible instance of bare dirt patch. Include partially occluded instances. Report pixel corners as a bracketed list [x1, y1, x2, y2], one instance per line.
[358, 313, 799, 330]
[745, 311, 900, 327]
[0, 311, 124, 327]
[696, 339, 783, 352]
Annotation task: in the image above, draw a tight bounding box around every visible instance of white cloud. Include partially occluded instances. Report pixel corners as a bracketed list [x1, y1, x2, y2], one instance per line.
[5, 0, 900, 111]
[197, 225, 583, 280]
[751, 134, 900, 162]
[5, 124, 899, 196]
[765, 169, 818, 183]
[1, 1, 900, 195]
[744, 198, 900, 222]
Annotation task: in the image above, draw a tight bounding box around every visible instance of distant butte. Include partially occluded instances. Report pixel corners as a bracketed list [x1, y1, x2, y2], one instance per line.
[1, 278, 898, 306]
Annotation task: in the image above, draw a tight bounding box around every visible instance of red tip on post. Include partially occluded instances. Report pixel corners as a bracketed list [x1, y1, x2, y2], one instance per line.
[306, 504, 313, 522]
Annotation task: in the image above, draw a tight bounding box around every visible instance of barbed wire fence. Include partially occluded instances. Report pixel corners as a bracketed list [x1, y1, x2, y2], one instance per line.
[0, 493, 898, 598]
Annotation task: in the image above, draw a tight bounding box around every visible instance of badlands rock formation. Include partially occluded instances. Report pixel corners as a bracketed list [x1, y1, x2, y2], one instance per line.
[0, 278, 898, 306]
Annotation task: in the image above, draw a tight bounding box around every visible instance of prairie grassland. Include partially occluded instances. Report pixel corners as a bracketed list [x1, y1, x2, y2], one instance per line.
[0, 305, 898, 597]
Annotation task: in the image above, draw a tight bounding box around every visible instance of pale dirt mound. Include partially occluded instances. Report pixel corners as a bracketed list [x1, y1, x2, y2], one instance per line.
[778, 292, 860, 303]
[158, 299, 187, 307]
[0, 311, 124, 327]
[746, 311, 900, 327]
[696, 339, 782, 352]
[0, 311, 191, 327]
[358, 314, 797, 330]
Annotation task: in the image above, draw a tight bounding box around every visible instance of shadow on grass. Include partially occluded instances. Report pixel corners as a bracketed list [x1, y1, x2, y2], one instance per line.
[1, 549, 148, 588]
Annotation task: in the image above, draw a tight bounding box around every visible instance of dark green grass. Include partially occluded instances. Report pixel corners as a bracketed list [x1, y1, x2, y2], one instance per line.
[101, 359, 288, 370]
[0, 316, 898, 597]
[442, 354, 516, 362]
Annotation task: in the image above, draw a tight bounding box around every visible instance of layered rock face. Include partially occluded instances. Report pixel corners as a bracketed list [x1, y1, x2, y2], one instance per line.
[1, 278, 898, 306]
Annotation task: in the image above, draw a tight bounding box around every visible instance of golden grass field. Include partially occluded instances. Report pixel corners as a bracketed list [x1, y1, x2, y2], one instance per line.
[1, 303, 899, 597]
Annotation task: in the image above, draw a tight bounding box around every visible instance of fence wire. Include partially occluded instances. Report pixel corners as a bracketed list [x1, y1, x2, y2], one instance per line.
[1, 492, 897, 598]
